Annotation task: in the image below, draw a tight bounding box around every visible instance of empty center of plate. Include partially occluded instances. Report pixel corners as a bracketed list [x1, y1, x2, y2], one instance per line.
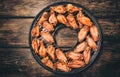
[53, 24, 78, 51]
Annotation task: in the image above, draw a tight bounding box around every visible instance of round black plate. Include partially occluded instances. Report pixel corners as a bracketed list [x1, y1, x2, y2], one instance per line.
[29, 2, 103, 75]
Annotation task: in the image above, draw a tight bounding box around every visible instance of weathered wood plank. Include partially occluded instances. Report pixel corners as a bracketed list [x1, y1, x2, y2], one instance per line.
[0, 0, 119, 18]
[0, 48, 119, 77]
[0, 19, 120, 48]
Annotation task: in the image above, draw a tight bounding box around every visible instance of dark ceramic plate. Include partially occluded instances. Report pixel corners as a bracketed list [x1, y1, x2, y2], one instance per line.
[29, 2, 103, 75]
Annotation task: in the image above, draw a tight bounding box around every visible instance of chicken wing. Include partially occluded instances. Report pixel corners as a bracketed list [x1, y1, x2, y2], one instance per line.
[47, 45, 55, 61]
[41, 56, 56, 70]
[31, 25, 40, 37]
[51, 5, 66, 14]
[49, 11, 57, 26]
[67, 14, 78, 29]
[57, 14, 69, 26]
[38, 41, 47, 57]
[37, 12, 49, 25]
[68, 60, 85, 68]
[66, 51, 83, 60]
[55, 62, 71, 72]
[83, 46, 91, 64]
[74, 41, 87, 53]
[43, 21, 54, 32]
[32, 38, 40, 53]
[90, 25, 99, 42]
[78, 26, 89, 42]
[86, 35, 98, 51]
[55, 49, 67, 63]
[41, 31, 54, 44]
[66, 4, 81, 13]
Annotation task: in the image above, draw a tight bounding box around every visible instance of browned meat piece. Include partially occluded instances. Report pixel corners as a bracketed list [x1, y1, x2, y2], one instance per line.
[38, 41, 47, 57]
[55, 49, 67, 63]
[31, 25, 40, 37]
[77, 11, 92, 26]
[57, 14, 69, 26]
[51, 5, 66, 14]
[47, 45, 55, 61]
[74, 41, 87, 53]
[43, 21, 54, 32]
[49, 11, 57, 26]
[83, 46, 91, 64]
[66, 51, 83, 60]
[78, 26, 89, 42]
[66, 4, 82, 13]
[86, 35, 98, 51]
[77, 11, 84, 28]
[55, 62, 71, 72]
[66, 14, 78, 29]
[68, 60, 85, 68]
[41, 56, 56, 70]
[41, 31, 54, 44]
[32, 38, 40, 53]
[90, 25, 99, 42]
[37, 12, 49, 25]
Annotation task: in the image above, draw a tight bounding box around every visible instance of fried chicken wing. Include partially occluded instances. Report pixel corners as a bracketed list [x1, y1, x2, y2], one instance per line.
[41, 56, 56, 70]
[66, 4, 81, 13]
[68, 60, 85, 68]
[43, 21, 54, 32]
[38, 41, 47, 57]
[78, 26, 89, 42]
[37, 12, 49, 25]
[47, 45, 55, 61]
[31, 25, 40, 37]
[86, 35, 98, 51]
[51, 5, 66, 14]
[55, 62, 71, 72]
[57, 14, 69, 26]
[83, 46, 91, 64]
[49, 11, 57, 26]
[55, 49, 67, 63]
[74, 41, 87, 53]
[67, 14, 78, 29]
[66, 51, 83, 60]
[41, 31, 54, 44]
[32, 38, 40, 53]
[90, 25, 99, 42]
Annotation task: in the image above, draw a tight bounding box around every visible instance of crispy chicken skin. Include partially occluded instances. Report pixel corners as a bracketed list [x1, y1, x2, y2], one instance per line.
[57, 14, 69, 26]
[66, 4, 81, 13]
[51, 5, 66, 14]
[55, 62, 71, 72]
[67, 14, 78, 29]
[37, 12, 49, 25]
[32, 38, 40, 53]
[66, 51, 83, 60]
[55, 49, 67, 63]
[47, 45, 56, 61]
[31, 25, 40, 37]
[41, 31, 54, 44]
[38, 41, 47, 57]
[90, 25, 99, 42]
[83, 46, 91, 64]
[74, 41, 87, 53]
[68, 60, 85, 68]
[78, 26, 89, 42]
[49, 11, 57, 26]
[41, 56, 56, 70]
[86, 35, 98, 51]
[43, 21, 54, 32]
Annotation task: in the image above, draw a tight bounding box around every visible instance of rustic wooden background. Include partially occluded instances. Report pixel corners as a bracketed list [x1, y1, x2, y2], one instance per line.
[0, 0, 120, 77]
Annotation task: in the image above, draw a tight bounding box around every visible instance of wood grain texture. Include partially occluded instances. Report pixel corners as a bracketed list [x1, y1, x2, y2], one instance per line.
[0, 0, 120, 77]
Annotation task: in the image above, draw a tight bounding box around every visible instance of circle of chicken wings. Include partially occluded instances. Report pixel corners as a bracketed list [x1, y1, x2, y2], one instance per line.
[31, 3, 99, 72]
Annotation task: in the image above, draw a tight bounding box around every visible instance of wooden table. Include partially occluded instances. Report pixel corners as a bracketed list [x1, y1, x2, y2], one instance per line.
[0, 0, 120, 77]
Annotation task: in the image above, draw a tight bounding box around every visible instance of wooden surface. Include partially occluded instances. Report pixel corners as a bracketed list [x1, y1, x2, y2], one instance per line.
[0, 0, 120, 77]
